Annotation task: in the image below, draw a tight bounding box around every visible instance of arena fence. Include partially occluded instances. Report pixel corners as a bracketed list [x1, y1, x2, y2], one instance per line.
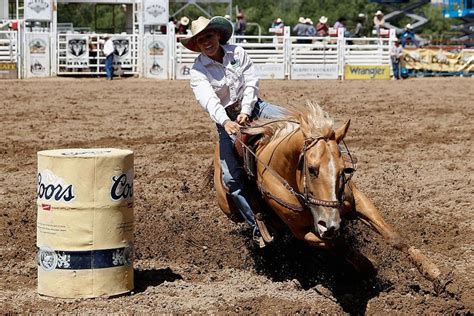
[12, 25, 398, 80]
[56, 33, 140, 76]
[173, 27, 396, 81]
[0, 30, 19, 78]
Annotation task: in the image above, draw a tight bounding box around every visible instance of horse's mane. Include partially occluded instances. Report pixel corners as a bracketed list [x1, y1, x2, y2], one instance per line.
[258, 102, 334, 147]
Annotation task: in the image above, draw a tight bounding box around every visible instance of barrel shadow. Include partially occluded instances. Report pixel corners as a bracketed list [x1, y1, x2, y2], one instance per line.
[134, 267, 183, 293]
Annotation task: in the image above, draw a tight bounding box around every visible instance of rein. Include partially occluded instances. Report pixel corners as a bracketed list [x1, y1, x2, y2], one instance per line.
[237, 125, 354, 212]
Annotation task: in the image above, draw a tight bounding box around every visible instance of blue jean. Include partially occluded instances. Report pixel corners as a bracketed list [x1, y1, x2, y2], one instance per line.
[392, 61, 400, 79]
[105, 54, 114, 79]
[217, 99, 287, 230]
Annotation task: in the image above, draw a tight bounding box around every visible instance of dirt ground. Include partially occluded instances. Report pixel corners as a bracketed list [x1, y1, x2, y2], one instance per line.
[0, 77, 472, 314]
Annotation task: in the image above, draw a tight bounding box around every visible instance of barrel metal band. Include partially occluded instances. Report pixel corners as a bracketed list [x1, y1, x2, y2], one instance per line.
[37, 246, 133, 271]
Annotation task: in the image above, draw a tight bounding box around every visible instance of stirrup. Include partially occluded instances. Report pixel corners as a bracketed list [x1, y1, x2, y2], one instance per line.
[252, 227, 266, 248]
[255, 213, 274, 244]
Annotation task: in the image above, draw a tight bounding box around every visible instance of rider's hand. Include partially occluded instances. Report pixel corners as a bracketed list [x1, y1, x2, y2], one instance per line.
[223, 120, 241, 135]
[236, 113, 250, 125]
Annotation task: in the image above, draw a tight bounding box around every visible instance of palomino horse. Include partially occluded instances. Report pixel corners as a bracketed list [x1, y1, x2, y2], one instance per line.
[214, 102, 445, 289]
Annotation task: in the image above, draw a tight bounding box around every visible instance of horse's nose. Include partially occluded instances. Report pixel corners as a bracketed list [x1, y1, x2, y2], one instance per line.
[317, 220, 339, 239]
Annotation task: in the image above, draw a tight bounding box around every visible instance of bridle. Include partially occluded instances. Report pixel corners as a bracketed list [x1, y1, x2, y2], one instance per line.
[238, 128, 356, 212]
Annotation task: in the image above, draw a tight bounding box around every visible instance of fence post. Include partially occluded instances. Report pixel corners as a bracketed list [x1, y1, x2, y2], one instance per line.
[337, 29, 345, 80]
[283, 26, 290, 79]
[51, 0, 57, 76]
[168, 22, 175, 80]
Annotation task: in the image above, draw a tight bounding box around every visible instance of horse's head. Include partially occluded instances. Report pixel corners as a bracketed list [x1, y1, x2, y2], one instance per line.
[295, 106, 352, 240]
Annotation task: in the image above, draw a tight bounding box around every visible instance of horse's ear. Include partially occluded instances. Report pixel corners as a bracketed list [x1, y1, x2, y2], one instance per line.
[335, 120, 350, 143]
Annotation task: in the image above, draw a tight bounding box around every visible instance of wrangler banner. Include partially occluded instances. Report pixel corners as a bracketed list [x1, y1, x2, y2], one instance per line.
[344, 65, 390, 80]
[402, 49, 474, 73]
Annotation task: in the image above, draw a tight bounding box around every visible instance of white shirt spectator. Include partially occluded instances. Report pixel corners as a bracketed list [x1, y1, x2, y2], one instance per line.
[190, 44, 259, 126]
[103, 38, 114, 57]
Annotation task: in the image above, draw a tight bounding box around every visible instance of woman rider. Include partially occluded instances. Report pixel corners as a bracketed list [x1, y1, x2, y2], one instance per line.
[181, 16, 286, 247]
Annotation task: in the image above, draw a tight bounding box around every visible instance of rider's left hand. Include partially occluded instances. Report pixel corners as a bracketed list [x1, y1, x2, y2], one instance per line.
[237, 113, 250, 125]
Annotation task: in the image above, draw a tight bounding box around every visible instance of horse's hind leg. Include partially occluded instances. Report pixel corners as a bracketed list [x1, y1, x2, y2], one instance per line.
[350, 182, 444, 288]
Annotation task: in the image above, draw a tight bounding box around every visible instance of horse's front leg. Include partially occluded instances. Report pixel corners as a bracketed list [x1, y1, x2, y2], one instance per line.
[350, 182, 444, 288]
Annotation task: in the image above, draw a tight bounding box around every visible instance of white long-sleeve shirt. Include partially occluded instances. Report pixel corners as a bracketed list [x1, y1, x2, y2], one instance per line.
[103, 39, 114, 57]
[190, 44, 259, 126]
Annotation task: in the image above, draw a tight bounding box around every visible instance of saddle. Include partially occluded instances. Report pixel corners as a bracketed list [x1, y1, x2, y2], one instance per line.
[234, 127, 261, 179]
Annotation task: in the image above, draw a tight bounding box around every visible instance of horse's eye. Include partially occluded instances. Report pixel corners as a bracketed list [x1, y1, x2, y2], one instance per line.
[343, 167, 355, 174]
[308, 166, 319, 177]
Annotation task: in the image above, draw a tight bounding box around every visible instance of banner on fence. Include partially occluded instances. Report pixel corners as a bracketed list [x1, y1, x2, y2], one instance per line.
[0, 62, 18, 79]
[344, 65, 390, 80]
[24, 0, 52, 21]
[176, 62, 193, 80]
[66, 36, 89, 68]
[143, 0, 169, 25]
[112, 37, 132, 69]
[402, 48, 474, 73]
[143, 35, 168, 79]
[291, 64, 338, 80]
[253, 64, 285, 80]
[25, 32, 50, 78]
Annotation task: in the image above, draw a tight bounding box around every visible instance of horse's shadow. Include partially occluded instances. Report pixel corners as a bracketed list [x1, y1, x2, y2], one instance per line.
[134, 267, 183, 293]
[247, 223, 393, 315]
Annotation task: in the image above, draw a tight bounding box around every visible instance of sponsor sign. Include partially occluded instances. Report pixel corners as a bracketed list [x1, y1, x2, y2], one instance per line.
[112, 37, 131, 69]
[254, 63, 285, 80]
[25, 32, 50, 77]
[291, 64, 338, 80]
[176, 62, 193, 80]
[143, 34, 168, 79]
[143, 0, 169, 25]
[344, 65, 390, 80]
[24, 0, 52, 21]
[402, 48, 474, 73]
[66, 36, 89, 68]
[0, 62, 18, 79]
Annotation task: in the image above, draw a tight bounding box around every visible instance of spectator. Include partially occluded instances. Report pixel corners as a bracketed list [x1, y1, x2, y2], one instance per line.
[102, 36, 114, 80]
[271, 18, 285, 47]
[271, 17, 285, 35]
[176, 16, 190, 35]
[353, 13, 366, 38]
[304, 18, 316, 43]
[316, 16, 329, 37]
[334, 16, 349, 37]
[390, 38, 403, 79]
[305, 18, 316, 36]
[400, 24, 418, 47]
[235, 12, 247, 43]
[373, 10, 385, 36]
[293, 16, 307, 43]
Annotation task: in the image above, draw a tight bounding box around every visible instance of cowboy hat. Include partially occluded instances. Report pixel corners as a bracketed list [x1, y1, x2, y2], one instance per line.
[406, 23, 413, 29]
[298, 17, 305, 23]
[180, 16, 189, 26]
[276, 18, 282, 23]
[180, 16, 233, 52]
[305, 18, 313, 25]
[319, 16, 328, 24]
[375, 10, 384, 16]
